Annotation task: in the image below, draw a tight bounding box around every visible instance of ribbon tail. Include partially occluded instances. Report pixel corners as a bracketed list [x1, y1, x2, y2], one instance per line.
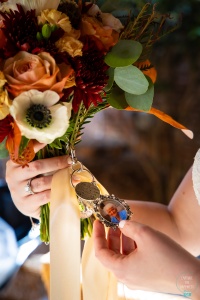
[50, 168, 81, 300]
[125, 106, 193, 139]
[81, 170, 121, 300]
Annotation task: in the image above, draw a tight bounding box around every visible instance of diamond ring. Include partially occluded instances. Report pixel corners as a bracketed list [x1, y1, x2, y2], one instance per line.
[24, 178, 35, 195]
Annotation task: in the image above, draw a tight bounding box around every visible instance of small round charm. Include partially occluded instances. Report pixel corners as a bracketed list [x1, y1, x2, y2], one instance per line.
[75, 182, 100, 201]
[79, 199, 93, 219]
[93, 195, 133, 229]
[80, 208, 93, 219]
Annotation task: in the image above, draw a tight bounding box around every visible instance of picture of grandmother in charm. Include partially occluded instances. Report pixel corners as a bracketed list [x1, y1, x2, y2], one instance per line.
[100, 200, 127, 224]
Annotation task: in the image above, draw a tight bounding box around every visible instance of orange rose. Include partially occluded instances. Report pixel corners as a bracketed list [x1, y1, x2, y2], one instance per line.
[81, 15, 119, 51]
[3, 51, 74, 97]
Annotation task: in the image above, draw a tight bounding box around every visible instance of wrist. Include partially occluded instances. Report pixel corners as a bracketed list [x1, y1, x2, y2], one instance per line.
[190, 261, 200, 300]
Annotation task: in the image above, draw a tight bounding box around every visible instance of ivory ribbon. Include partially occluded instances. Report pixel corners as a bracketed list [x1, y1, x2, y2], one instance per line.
[50, 168, 81, 300]
[192, 148, 200, 205]
[50, 167, 125, 300]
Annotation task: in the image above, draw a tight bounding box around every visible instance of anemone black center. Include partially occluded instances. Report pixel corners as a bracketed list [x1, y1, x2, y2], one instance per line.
[33, 111, 44, 121]
[26, 104, 52, 129]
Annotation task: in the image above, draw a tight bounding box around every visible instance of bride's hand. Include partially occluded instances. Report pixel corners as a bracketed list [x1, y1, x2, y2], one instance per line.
[5, 141, 72, 219]
[93, 220, 200, 297]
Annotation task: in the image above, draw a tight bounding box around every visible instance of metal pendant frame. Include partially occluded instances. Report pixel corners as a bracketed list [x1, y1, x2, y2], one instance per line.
[93, 194, 133, 229]
[69, 149, 133, 228]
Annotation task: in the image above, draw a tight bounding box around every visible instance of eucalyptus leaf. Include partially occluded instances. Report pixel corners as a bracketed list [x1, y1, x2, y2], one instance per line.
[0, 138, 9, 158]
[125, 78, 154, 111]
[107, 86, 128, 109]
[104, 67, 114, 92]
[114, 65, 149, 95]
[105, 40, 142, 67]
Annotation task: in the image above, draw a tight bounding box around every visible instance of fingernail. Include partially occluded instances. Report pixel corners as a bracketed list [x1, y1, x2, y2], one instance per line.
[67, 156, 72, 165]
[119, 220, 126, 229]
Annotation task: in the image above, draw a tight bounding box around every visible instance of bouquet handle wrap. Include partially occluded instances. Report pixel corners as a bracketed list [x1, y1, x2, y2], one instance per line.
[50, 167, 124, 300]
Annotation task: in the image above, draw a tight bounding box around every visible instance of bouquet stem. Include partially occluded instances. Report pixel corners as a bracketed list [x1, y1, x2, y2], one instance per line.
[38, 102, 100, 243]
[40, 203, 50, 243]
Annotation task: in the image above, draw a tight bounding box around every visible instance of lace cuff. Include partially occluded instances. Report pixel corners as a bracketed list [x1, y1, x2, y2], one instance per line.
[192, 148, 200, 205]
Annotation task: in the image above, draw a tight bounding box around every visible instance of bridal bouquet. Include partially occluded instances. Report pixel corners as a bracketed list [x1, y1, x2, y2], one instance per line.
[0, 0, 192, 243]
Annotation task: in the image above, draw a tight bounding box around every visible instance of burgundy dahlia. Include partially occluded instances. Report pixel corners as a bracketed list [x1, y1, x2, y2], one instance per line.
[0, 5, 39, 58]
[71, 36, 109, 112]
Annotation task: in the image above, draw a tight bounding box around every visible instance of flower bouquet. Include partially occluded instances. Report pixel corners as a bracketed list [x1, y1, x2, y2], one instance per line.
[0, 0, 192, 244]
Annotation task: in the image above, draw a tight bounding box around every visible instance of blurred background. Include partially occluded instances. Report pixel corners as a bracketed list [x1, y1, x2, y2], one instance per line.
[0, 0, 200, 299]
[76, 0, 200, 204]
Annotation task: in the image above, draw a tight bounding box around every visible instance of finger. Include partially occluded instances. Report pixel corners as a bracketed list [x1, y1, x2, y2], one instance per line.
[24, 155, 72, 180]
[31, 190, 50, 208]
[93, 220, 123, 270]
[23, 174, 52, 195]
[15, 190, 50, 219]
[107, 227, 121, 254]
[122, 234, 137, 255]
[32, 140, 46, 153]
[93, 220, 108, 250]
[119, 220, 147, 247]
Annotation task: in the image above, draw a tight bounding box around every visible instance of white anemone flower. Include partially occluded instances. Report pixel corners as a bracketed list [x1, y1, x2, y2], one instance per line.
[10, 89, 72, 144]
[0, 0, 60, 15]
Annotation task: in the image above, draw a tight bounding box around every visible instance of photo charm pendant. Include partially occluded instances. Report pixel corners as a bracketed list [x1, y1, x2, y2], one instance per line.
[69, 150, 133, 229]
[75, 181, 100, 201]
[93, 194, 133, 229]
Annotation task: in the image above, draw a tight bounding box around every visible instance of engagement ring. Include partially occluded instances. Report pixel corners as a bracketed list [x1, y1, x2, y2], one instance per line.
[25, 178, 35, 195]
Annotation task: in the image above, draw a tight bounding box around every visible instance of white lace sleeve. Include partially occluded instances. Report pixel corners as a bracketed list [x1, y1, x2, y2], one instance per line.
[192, 148, 200, 205]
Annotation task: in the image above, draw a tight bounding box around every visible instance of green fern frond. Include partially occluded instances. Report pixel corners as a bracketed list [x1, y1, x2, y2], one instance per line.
[120, 3, 180, 61]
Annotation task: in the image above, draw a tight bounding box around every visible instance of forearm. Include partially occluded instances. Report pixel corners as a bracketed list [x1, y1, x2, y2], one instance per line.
[190, 260, 200, 300]
[127, 200, 181, 243]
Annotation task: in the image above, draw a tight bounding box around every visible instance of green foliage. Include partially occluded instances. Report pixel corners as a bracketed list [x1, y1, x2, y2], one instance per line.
[107, 86, 128, 109]
[114, 65, 149, 95]
[19, 136, 30, 156]
[120, 3, 180, 61]
[104, 67, 114, 92]
[0, 138, 8, 158]
[125, 77, 154, 111]
[42, 24, 52, 39]
[45, 101, 109, 158]
[104, 40, 143, 67]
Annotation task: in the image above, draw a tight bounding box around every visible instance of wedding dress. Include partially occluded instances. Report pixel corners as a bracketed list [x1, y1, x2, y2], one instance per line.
[192, 148, 200, 205]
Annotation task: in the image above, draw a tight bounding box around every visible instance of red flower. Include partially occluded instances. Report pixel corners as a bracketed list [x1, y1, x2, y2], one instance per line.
[0, 114, 13, 142]
[70, 36, 109, 112]
[0, 5, 63, 59]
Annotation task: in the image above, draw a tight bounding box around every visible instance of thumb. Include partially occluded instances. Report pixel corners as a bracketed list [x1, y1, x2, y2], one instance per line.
[119, 220, 147, 246]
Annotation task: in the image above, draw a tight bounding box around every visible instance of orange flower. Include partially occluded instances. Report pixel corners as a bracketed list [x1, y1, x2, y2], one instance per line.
[135, 60, 157, 83]
[4, 118, 35, 166]
[81, 15, 119, 51]
[3, 51, 74, 97]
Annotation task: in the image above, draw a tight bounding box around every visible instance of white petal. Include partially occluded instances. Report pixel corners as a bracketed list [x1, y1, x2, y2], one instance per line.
[62, 102, 72, 120]
[42, 90, 60, 107]
[10, 89, 70, 144]
[6, 0, 60, 15]
[17, 104, 69, 144]
[87, 4, 101, 16]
